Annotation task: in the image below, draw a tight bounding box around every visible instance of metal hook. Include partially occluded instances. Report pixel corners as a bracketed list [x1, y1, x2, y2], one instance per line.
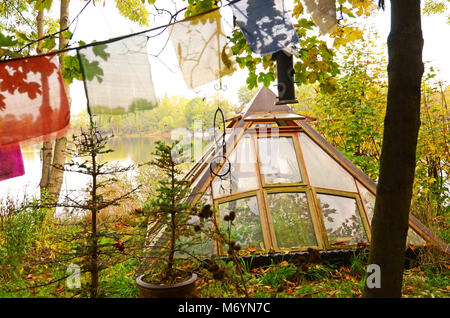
[214, 80, 227, 91]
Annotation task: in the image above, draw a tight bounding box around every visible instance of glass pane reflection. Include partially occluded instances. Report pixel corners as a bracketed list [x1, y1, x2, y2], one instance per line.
[299, 133, 357, 192]
[317, 193, 368, 245]
[212, 134, 258, 198]
[258, 137, 302, 184]
[218, 196, 264, 250]
[268, 192, 317, 249]
[407, 228, 426, 246]
[356, 181, 375, 221]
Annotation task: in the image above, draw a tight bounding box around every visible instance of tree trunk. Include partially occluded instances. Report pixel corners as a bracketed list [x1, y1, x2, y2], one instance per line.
[40, 140, 53, 195]
[167, 162, 176, 279]
[90, 145, 99, 298]
[363, 0, 424, 298]
[36, 10, 54, 197]
[47, 0, 70, 201]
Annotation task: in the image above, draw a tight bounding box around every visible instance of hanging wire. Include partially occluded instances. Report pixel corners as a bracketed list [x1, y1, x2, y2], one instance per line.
[63, 0, 95, 49]
[8, 1, 35, 30]
[337, 4, 344, 25]
[70, 0, 94, 29]
[15, 0, 93, 54]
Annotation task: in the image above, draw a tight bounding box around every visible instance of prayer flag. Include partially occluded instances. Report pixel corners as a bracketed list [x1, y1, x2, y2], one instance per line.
[0, 146, 25, 181]
[231, 0, 299, 56]
[304, 0, 338, 35]
[77, 34, 158, 116]
[170, 10, 235, 89]
[0, 54, 70, 150]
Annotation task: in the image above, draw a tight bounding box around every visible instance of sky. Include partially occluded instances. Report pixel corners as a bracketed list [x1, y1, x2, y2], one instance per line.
[62, 0, 450, 115]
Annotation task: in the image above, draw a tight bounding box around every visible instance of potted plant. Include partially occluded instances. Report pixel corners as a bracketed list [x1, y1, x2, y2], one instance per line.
[136, 140, 201, 298]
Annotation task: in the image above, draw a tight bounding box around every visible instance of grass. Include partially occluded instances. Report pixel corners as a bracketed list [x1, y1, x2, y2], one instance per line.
[1, 249, 448, 298]
[1, 191, 447, 299]
[193, 251, 450, 298]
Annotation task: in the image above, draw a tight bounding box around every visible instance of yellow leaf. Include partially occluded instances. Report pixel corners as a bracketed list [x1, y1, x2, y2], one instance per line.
[308, 73, 317, 83]
[356, 7, 363, 16]
[293, 2, 304, 19]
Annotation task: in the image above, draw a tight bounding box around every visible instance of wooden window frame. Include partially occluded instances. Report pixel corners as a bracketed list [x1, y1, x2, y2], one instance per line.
[263, 187, 324, 251]
[254, 133, 307, 189]
[312, 189, 372, 249]
[214, 190, 272, 254]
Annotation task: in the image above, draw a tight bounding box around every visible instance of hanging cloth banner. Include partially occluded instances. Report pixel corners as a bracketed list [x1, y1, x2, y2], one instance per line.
[304, 0, 338, 35]
[0, 145, 25, 182]
[230, 0, 299, 56]
[170, 10, 235, 90]
[0, 54, 70, 150]
[77, 34, 158, 116]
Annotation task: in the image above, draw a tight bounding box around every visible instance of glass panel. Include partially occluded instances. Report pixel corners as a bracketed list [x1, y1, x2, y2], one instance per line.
[356, 181, 376, 221]
[273, 113, 305, 120]
[317, 193, 368, 245]
[267, 192, 317, 249]
[354, 183, 427, 246]
[244, 113, 304, 121]
[218, 196, 264, 250]
[180, 188, 215, 256]
[212, 134, 258, 197]
[298, 133, 357, 192]
[407, 228, 426, 246]
[251, 122, 278, 128]
[258, 136, 302, 184]
[244, 113, 276, 121]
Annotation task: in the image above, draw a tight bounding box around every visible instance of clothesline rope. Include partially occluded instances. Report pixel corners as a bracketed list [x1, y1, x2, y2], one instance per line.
[1, 0, 245, 64]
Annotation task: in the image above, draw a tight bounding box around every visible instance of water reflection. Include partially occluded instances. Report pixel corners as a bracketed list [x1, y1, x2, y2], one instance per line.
[0, 135, 205, 207]
[104, 135, 171, 164]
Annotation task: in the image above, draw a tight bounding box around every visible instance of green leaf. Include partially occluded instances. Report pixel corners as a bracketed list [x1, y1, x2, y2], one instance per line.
[61, 55, 82, 85]
[42, 37, 56, 50]
[61, 29, 73, 41]
[92, 44, 110, 61]
[258, 72, 275, 87]
[0, 32, 18, 47]
[79, 54, 104, 83]
[98, 230, 120, 240]
[0, 48, 22, 59]
[33, 0, 53, 11]
[246, 73, 257, 89]
[16, 32, 31, 42]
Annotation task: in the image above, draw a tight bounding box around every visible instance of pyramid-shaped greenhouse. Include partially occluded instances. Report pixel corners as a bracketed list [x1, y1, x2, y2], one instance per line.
[185, 87, 447, 256]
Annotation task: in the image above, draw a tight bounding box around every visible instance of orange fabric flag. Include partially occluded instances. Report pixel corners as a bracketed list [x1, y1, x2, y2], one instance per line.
[0, 54, 70, 150]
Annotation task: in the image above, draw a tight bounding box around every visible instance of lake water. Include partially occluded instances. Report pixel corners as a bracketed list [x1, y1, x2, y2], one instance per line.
[0, 135, 211, 210]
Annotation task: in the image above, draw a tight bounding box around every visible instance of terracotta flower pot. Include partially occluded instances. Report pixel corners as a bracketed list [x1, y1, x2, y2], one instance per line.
[136, 273, 198, 298]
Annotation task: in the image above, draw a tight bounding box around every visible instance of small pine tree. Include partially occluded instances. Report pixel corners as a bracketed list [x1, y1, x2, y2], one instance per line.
[141, 140, 199, 284]
[38, 123, 141, 298]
